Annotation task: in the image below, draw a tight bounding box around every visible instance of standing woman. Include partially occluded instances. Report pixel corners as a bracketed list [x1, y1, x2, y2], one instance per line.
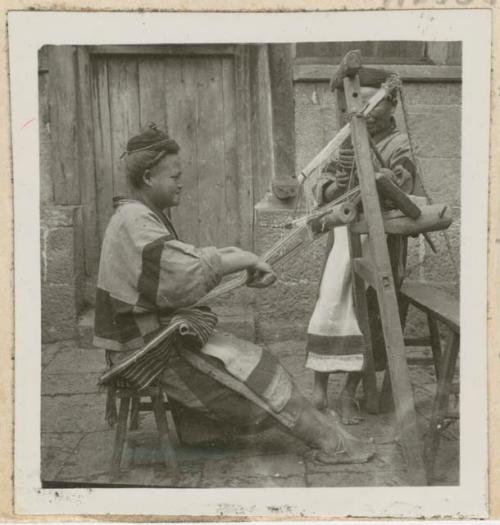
[305, 70, 416, 424]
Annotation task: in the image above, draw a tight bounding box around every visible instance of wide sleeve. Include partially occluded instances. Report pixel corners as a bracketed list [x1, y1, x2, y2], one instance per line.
[312, 159, 346, 206]
[126, 208, 223, 310]
[385, 134, 416, 195]
[155, 240, 222, 309]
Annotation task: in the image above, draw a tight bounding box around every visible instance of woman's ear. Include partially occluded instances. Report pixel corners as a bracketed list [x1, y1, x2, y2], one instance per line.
[142, 169, 153, 187]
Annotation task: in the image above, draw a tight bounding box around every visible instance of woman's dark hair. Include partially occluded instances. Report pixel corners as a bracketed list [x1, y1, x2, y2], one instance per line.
[125, 150, 167, 189]
[123, 123, 180, 188]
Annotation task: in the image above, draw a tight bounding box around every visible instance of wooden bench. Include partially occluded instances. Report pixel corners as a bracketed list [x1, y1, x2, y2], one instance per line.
[399, 280, 460, 481]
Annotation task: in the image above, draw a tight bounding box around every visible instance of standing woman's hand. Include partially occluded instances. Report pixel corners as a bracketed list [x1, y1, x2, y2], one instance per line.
[335, 169, 351, 189]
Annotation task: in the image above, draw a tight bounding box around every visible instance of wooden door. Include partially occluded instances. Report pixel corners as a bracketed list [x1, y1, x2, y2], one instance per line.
[90, 46, 253, 262]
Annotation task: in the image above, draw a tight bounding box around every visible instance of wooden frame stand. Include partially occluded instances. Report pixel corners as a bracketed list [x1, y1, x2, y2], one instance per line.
[334, 51, 427, 485]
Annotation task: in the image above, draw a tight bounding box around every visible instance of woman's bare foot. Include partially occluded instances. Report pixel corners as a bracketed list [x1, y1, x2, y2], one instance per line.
[340, 391, 364, 425]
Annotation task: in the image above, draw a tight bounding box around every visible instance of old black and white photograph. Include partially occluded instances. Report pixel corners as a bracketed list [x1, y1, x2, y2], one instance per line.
[9, 9, 490, 518]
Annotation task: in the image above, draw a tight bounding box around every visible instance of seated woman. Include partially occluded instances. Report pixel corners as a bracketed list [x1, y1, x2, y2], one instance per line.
[94, 123, 375, 465]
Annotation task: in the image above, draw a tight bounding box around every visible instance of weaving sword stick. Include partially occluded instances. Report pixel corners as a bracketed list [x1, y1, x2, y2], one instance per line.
[297, 74, 401, 185]
[197, 190, 360, 306]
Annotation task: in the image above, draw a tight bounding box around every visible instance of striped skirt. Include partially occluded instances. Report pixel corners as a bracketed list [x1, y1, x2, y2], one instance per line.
[108, 331, 305, 431]
[305, 226, 366, 373]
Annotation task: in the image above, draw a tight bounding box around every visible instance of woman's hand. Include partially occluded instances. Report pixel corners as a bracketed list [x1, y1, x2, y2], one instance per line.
[246, 259, 277, 288]
[218, 247, 276, 288]
[335, 169, 351, 189]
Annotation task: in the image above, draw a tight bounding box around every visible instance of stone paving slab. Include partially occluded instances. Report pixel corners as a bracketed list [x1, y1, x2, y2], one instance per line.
[346, 413, 399, 444]
[41, 393, 107, 433]
[41, 432, 83, 481]
[42, 341, 75, 369]
[304, 443, 403, 475]
[56, 430, 117, 480]
[44, 346, 106, 374]
[90, 464, 203, 488]
[42, 372, 101, 396]
[200, 454, 306, 488]
[56, 430, 203, 487]
[307, 469, 407, 487]
[128, 421, 309, 466]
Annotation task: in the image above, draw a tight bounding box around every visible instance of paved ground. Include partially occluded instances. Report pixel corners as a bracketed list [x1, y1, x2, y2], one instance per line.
[41, 339, 459, 488]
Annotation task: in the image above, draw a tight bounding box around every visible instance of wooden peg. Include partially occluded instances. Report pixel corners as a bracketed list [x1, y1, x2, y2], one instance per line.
[330, 50, 362, 90]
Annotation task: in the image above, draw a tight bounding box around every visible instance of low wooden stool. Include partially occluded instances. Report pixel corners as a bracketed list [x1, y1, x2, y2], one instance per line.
[399, 280, 460, 481]
[110, 384, 178, 477]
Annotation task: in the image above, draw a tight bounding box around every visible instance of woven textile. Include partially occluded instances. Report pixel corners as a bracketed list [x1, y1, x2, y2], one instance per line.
[99, 307, 218, 390]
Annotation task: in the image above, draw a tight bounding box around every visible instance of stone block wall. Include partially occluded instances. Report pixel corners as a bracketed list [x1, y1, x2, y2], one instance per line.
[41, 206, 85, 343]
[255, 78, 461, 341]
[253, 194, 328, 342]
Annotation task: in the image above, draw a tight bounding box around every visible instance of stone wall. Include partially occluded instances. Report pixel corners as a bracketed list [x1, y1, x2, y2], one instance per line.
[41, 206, 85, 342]
[254, 79, 461, 341]
[39, 51, 86, 343]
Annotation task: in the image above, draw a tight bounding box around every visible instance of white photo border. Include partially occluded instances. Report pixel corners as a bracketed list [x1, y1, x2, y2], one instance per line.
[9, 8, 491, 518]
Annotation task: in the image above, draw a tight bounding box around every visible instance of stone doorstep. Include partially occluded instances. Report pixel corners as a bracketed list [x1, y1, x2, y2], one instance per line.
[77, 305, 256, 347]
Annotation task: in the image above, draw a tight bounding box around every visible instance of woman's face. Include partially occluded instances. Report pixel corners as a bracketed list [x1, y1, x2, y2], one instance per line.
[147, 153, 183, 209]
[361, 87, 395, 136]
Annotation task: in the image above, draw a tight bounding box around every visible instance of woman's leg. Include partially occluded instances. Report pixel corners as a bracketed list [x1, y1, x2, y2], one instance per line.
[340, 372, 364, 425]
[283, 386, 375, 463]
[161, 350, 374, 464]
[339, 286, 386, 425]
[312, 371, 329, 411]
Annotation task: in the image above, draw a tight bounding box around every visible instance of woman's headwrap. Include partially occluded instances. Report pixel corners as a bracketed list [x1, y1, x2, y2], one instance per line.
[123, 123, 180, 188]
[324, 67, 399, 176]
[123, 122, 179, 161]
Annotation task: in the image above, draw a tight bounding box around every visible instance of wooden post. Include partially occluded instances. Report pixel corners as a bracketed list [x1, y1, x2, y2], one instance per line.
[75, 47, 99, 277]
[424, 330, 460, 480]
[334, 89, 379, 415]
[234, 47, 255, 251]
[47, 46, 81, 205]
[427, 314, 442, 379]
[151, 390, 178, 475]
[111, 395, 130, 477]
[342, 66, 427, 485]
[268, 44, 298, 200]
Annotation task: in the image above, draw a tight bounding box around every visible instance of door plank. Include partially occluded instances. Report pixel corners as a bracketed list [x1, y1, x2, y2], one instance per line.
[251, 45, 274, 204]
[168, 58, 200, 245]
[268, 44, 297, 198]
[195, 58, 227, 247]
[138, 58, 168, 130]
[90, 51, 252, 266]
[221, 56, 240, 246]
[90, 58, 115, 242]
[107, 57, 141, 198]
[234, 47, 254, 251]
[48, 46, 80, 204]
[76, 47, 99, 276]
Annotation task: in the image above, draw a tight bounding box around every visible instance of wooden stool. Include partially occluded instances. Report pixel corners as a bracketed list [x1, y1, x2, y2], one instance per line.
[110, 384, 178, 477]
[399, 280, 460, 481]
